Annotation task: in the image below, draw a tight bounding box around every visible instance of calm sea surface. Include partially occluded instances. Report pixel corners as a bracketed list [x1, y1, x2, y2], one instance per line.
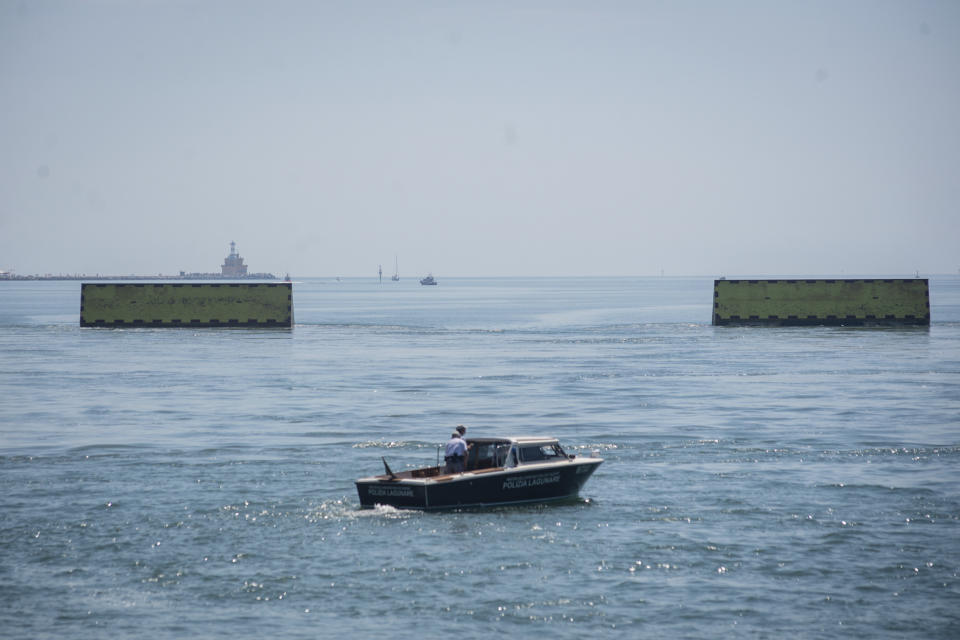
[1, 276, 958, 638]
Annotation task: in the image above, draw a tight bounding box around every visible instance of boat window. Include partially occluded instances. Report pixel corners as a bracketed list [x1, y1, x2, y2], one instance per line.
[495, 443, 512, 467]
[469, 443, 498, 470]
[519, 444, 565, 463]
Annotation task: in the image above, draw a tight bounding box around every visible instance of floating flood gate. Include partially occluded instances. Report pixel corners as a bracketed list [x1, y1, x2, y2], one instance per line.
[712, 279, 929, 327]
[80, 282, 293, 328]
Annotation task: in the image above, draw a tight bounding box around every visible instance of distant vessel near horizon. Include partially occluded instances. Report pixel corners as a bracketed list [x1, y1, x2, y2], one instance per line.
[0, 241, 277, 281]
[221, 241, 247, 277]
[392, 256, 399, 282]
[175, 241, 277, 279]
[420, 274, 437, 286]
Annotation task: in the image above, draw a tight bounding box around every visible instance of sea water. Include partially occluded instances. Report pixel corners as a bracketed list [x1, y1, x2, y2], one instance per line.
[1, 276, 958, 638]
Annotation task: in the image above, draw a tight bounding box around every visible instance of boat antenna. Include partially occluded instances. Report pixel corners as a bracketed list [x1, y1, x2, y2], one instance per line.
[381, 456, 398, 480]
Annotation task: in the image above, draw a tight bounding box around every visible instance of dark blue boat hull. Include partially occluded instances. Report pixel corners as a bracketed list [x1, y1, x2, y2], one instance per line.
[356, 460, 601, 510]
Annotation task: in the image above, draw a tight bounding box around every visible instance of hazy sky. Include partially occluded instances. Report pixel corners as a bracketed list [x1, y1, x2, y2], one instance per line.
[2, 0, 958, 277]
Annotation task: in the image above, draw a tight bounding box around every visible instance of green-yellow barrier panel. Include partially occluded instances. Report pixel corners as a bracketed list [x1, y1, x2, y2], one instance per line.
[713, 279, 929, 326]
[81, 282, 293, 327]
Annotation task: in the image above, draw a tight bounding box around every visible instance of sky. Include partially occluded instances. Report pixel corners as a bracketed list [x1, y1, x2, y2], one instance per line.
[1, 0, 958, 278]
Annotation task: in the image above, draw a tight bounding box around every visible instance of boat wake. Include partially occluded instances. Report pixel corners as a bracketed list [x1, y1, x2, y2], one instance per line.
[305, 498, 416, 522]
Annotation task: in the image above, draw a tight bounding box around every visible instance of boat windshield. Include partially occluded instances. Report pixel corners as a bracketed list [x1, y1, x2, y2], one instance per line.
[518, 443, 567, 463]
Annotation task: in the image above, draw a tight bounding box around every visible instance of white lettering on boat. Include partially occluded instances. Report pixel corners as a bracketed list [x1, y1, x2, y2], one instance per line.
[502, 472, 561, 490]
[368, 485, 415, 497]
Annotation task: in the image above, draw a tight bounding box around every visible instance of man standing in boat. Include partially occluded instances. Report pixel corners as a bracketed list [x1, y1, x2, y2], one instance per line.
[444, 426, 468, 474]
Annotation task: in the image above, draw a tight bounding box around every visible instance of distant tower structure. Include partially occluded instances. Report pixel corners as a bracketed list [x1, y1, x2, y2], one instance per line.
[221, 241, 248, 277]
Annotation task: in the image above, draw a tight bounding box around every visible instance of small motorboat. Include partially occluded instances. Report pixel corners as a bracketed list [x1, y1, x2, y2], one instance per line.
[420, 274, 437, 285]
[356, 436, 602, 510]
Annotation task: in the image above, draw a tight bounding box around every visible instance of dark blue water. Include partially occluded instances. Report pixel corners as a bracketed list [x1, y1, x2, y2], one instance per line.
[2, 276, 958, 638]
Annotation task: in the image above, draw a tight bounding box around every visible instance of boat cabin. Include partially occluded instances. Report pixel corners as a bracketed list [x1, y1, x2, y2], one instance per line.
[464, 437, 570, 471]
[397, 437, 575, 480]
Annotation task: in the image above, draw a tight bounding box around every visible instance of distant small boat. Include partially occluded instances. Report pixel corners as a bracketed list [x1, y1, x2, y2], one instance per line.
[392, 256, 399, 282]
[420, 274, 437, 286]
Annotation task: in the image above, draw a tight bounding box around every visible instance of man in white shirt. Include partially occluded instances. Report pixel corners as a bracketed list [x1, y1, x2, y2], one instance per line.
[444, 430, 468, 473]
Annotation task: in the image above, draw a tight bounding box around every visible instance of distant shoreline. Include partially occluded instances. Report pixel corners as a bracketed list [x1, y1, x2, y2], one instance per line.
[0, 273, 278, 281]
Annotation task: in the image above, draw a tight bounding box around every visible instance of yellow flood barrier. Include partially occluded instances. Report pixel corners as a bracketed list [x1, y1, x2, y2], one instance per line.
[80, 282, 293, 328]
[713, 279, 929, 326]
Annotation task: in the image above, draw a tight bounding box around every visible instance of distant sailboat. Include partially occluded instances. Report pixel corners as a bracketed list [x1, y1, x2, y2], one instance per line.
[391, 256, 399, 282]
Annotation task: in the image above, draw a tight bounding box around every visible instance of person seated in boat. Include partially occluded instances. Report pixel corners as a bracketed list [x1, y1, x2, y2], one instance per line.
[444, 429, 468, 474]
